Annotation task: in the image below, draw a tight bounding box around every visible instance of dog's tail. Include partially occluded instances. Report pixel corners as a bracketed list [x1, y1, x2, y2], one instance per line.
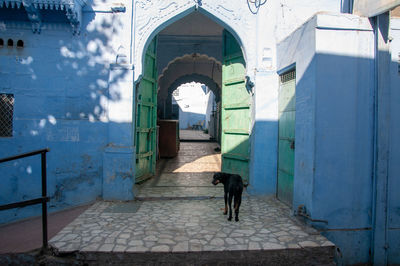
[239, 183, 248, 192]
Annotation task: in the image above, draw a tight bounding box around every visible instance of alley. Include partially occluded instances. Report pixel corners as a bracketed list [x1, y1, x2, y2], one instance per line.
[47, 141, 335, 264]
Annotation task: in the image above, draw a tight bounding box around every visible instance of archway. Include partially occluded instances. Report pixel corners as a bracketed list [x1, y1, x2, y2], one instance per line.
[160, 73, 221, 120]
[133, 2, 254, 82]
[134, 8, 252, 184]
[166, 76, 221, 143]
[157, 54, 222, 121]
[158, 54, 222, 99]
[167, 74, 221, 102]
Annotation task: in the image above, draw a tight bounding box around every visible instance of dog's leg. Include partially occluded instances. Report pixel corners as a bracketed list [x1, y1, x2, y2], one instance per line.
[223, 192, 228, 215]
[228, 193, 233, 221]
[234, 196, 242, 222]
[234, 196, 239, 222]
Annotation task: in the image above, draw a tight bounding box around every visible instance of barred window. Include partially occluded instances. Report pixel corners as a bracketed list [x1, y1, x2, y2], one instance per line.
[0, 93, 14, 137]
[280, 70, 296, 83]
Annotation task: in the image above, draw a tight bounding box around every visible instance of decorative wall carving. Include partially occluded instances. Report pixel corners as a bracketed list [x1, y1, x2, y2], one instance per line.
[0, 0, 86, 34]
[133, 0, 257, 81]
[134, 0, 192, 71]
[23, 2, 42, 33]
[203, 0, 252, 45]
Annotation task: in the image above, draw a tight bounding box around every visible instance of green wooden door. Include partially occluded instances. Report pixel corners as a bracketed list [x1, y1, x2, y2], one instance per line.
[277, 70, 296, 206]
[135, 37, 157, 183]
[221, 30, 250, 184]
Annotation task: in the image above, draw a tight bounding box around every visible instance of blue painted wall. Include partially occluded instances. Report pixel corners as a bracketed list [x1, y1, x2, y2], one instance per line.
[248, 119, 278, 195]
[249, 71, 279, 195]
[277, 14, 400, 264]
[0, 10, 129, 223]
[388, 18, 400, 264]
[313, 51, 374, 264]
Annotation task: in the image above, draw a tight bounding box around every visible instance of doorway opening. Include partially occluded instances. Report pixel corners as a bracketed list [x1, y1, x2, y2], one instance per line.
[134, 11, 251, 189]
[171, 82, 218, 142]
[157, 53, 223, 143]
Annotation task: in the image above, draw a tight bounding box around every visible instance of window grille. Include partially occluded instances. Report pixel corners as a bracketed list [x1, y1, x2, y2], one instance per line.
[0, 93, 14, 137]
[280, 70, 296, 83]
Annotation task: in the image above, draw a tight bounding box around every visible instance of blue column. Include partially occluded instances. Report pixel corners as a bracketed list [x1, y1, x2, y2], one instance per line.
[249, 70, 278, 195]
[102, 63, 136, 201]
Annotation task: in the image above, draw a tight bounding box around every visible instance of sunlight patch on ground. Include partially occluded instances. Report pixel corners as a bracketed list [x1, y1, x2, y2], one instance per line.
[172, 154, 221, 173]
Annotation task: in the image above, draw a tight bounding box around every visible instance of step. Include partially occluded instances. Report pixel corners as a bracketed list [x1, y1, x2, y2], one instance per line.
[0, 245, 335, 265]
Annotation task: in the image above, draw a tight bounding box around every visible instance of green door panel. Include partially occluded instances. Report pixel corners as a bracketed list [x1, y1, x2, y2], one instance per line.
[221, 30, 250, 184]
[135, 37, 157, 183]
[277, 70, 296, 206]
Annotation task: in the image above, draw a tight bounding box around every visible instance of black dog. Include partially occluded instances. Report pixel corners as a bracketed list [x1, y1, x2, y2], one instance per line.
[212, 172, 244, 222]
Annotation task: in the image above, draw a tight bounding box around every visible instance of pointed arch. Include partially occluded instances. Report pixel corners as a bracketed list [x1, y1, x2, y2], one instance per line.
[133, 2, 254, 82]
[157, 54, 222, 101]
[167, 73, 221, 102]
[159, 73, 220, 120]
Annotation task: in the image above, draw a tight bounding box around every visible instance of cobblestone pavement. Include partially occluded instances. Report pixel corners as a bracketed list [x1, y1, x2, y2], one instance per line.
[49, 142, 334, 254]
[50, 197, 333, 253]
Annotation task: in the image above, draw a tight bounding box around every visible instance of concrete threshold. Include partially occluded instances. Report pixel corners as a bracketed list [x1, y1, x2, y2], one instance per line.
[0, 246, 335, 265]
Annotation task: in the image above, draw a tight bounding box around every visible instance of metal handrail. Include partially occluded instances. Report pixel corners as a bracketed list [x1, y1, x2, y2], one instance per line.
[0, 148, 49, 163]
[0, 148, 50, 250]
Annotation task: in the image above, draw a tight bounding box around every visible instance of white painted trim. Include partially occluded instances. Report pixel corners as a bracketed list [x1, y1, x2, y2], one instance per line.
[316, 12, 373, 31]
[354, 0, 400, 17]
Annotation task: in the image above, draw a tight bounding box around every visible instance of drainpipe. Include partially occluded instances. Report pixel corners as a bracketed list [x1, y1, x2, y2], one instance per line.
[371, 12, 390, 265]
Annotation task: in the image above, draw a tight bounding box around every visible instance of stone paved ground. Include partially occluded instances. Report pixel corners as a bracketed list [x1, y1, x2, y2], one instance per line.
[179, 129, 210, 140]
[50, 197, 333, 253]
[137, 142, 222, 198]
[49, 142, 334, 260]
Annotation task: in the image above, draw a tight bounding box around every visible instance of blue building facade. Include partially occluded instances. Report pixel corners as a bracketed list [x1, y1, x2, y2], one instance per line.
[0, 0, 399, 264]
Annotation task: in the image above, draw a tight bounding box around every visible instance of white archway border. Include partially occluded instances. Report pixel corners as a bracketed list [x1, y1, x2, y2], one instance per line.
[132, 0, 257, 82]
[157, 53, 222, 98]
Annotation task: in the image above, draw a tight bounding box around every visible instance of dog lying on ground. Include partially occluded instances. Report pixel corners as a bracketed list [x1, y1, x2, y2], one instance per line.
[212, 172, 244, 222]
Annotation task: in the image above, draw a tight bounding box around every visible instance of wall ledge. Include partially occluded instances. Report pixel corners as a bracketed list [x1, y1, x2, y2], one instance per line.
[315, 12, 373, 31]
[110, 63, 134, 70]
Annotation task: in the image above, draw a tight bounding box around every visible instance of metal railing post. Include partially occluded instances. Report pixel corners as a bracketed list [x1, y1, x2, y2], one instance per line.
[0, 148, 50, 251]
[41, 151, 48, 249]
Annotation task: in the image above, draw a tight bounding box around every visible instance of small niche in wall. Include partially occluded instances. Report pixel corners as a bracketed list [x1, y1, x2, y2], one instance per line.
[0, 39, 4, 48]
[7, 39, 13, 47]
[16, 40, 24, 49]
